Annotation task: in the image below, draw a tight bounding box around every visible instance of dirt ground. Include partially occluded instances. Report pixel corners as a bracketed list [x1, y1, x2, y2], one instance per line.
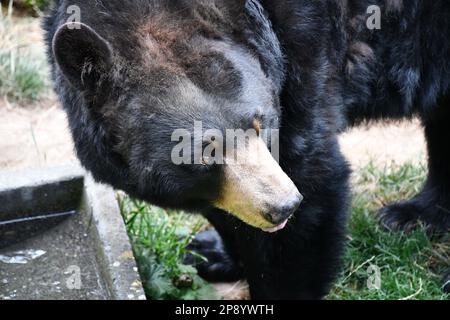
[0, 97, 78, 170]
[340, 119, 426, 168]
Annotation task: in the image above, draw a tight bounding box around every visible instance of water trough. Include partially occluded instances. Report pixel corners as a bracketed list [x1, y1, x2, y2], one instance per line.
[0, 166, 145, 300]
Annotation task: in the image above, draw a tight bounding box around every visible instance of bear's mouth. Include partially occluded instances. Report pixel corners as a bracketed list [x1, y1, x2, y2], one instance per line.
[262, 219, 289, 233]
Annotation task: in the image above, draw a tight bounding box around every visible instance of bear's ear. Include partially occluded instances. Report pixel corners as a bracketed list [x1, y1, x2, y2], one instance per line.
[52, 22, 113, 91]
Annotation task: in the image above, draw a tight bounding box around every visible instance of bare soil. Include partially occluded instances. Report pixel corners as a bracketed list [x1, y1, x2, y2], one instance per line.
[340, 119, 426, 168]
[0, 98, 78, 170]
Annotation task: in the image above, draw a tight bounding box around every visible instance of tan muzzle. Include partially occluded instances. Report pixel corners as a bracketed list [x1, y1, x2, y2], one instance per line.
[214, 136, 303, 232]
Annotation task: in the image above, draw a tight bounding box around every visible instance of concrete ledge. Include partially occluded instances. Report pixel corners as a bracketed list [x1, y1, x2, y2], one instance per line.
[84, 175, 145, 300]
[0, 165, 145, 300]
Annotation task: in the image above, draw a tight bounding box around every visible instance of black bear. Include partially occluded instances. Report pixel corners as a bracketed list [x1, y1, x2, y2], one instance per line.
[260, 0, 450, 293]
[44, 0, 449, 299]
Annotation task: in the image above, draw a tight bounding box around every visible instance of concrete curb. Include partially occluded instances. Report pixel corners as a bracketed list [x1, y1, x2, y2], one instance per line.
[84, 175, 145, 300]
[0, 165, 146, 300]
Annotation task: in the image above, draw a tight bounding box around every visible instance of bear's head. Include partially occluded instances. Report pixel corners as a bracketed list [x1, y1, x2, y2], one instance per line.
[50, 0, 302, 232]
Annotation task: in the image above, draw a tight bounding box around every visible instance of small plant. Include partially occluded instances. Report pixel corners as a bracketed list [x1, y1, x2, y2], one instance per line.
[119, 196, 218, 300]
[8, 0, 50, 15]
[0, 2, 49, 104]
[22, 0, 50, 10]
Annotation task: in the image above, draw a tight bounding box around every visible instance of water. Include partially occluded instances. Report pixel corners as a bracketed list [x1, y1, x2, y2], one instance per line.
[0, 211, 110, 300]
[0, 249, 46, 264]
[0, 211, 76, 226]
[0, 210, 76, 248]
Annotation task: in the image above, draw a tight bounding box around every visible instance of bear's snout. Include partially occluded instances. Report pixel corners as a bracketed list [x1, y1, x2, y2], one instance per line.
[213, 136, 302, 231]
[264, 194, 303, 226]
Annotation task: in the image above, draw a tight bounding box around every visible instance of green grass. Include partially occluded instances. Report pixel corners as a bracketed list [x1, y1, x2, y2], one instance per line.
[0, 6, 49, 104]
[3, 0, 50, 16]
[120, 163, 450, 300]
[329, 163, 449, 300]
[20, 0, 50, 11]
[119, 196, 218, 300]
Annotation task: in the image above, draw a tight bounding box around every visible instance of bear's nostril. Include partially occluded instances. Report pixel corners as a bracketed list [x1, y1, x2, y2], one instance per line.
[265, 194, 303, 225]
[282, 196, 302, 215]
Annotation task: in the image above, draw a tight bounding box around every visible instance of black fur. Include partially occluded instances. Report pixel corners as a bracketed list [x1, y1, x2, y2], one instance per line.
[261, 0, 450, 292]
[44, 0, 449, 299]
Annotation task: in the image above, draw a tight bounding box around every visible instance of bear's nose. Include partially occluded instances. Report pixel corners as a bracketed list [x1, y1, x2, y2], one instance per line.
[264, 193, 303, 225]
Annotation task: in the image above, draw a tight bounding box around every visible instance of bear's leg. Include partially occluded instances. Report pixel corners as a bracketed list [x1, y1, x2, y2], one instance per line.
[187, 141, 350, 299]
[188, 202, 348, 299]
[187, 186, 349, 299]
[240, 200, 349, 300]
[379, 100, 450, 292]
[185, 211, 244, 283]
[235, 142, 351, 299]
[379, 100, 450, 232]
